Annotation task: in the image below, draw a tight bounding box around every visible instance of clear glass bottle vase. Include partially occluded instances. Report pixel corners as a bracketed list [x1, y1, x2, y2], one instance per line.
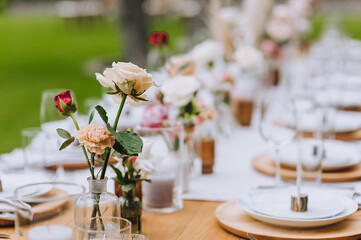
[74, 177, 120, 226]
[120, 189, 142, 234]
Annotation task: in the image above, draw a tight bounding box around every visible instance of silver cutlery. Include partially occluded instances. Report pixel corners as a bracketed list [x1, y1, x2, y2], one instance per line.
[0, 234, 10, 238]
[247, 232, 258, 240]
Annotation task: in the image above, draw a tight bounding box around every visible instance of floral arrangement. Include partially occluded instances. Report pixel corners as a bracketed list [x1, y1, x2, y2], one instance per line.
[54, 62, 154, 192]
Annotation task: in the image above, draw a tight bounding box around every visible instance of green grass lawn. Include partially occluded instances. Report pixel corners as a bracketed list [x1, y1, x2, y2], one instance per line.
[0, 14, 187, 153]
[0, 13, 360, 154]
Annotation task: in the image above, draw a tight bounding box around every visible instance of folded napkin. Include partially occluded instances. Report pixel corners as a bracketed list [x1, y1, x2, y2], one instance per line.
[0, 198, 33, 220]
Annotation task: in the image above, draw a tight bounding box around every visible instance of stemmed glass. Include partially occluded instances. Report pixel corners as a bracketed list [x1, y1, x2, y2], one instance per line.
[259, 89, 297, 186]
[40, 89, 74, 179]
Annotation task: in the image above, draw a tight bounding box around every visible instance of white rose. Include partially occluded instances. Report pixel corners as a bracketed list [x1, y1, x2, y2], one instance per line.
[267, 20, 293, 42]
[95, 62, 154, 102]
[134, 139, 155, 176]
[272, 4, 293, 22]
[161, 76, 200, 106]
[233, 45, 264, 71]
[190, 40, 224, 69]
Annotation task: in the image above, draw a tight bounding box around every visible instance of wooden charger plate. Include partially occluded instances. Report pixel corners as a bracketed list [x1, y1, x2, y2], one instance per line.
[0, 188, 69, 227]
[215, 200, 361, 240]
[45, 157, 118, 170]
[252, 155, 361, 182]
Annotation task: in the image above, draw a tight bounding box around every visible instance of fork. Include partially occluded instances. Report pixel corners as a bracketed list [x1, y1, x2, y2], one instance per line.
[247, 232, 258, 240]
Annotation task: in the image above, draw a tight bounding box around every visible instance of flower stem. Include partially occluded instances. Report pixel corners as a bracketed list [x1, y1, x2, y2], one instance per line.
[100, 94, 127, 179]
[70, 112, 95, 179]
[113, 94, 127, 130]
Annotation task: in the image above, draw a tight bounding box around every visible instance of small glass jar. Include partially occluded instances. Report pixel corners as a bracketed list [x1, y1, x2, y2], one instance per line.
[74, 177, 120, 226]
[136, 121, 184, 213]
[120, 189, 142, 234]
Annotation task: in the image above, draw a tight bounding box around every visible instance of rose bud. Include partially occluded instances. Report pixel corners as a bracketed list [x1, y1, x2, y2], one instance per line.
[147, 32, 169, 48]
[54, 90, 77, 116]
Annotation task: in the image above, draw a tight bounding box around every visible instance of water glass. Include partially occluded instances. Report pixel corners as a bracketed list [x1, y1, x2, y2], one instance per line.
[259, 89, 297, 186]
[15, 182, 85, 240]
[40, 89, 76, 179]
[21, 127, 43, 171]
[298, 139, 324, 185]
[76, 217, 131, 240]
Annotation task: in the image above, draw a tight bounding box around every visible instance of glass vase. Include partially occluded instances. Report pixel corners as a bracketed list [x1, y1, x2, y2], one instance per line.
[74, 177, 120, 227]
[120, 189, 142, 234]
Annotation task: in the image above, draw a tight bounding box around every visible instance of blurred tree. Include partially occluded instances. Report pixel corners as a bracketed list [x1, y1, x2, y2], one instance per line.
[120, 0, 147, 67]
[0, 0, 7, 14]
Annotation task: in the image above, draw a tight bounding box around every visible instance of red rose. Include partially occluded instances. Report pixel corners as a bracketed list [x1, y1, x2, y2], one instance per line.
[54, 90, 77, 116]
[147, 32, 169, 48]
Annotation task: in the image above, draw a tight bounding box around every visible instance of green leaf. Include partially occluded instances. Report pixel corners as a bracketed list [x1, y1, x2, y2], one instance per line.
[112, 141, 127, 155]
[129, 95, 148, 102]
[95, 105, 108, 124]
[110, 164, 123, 179]
[88, 109, 95, 124]
[121, 183, 136, 192]
[106, 124, 143, 155]
[104, 90, 119, 95]
[59, 137, 75, 150]
[56, 128, 71, 139]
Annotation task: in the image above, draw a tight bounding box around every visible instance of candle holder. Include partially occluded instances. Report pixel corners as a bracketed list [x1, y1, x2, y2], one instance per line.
[136, 121, 184, 213]
[15, 182, 85, 240]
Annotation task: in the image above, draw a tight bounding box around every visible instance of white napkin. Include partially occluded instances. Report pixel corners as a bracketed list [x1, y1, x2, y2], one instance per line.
[0, 198, 33, 220]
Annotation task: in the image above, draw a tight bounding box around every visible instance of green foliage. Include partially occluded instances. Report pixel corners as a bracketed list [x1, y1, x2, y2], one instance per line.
[59, 137, 75, 150]
[95, 105, 108, 124]
[56, 128, 72, 139]
[88, 109, 95, 124]
[106, 124, 143, 156]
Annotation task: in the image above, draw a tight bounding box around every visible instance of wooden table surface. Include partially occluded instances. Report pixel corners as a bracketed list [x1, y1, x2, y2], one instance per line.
[1, 200, 242, 240]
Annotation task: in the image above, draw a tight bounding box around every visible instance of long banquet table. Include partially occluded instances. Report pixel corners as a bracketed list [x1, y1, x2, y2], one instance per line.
[2, 123, 361, 239]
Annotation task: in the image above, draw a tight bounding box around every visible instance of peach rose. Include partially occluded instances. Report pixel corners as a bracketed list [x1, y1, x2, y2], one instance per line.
[96, 62, 154, 102]
[165, 55, 195, 77]
[75, 124, 115, 155]
[195, 103, 218, 124]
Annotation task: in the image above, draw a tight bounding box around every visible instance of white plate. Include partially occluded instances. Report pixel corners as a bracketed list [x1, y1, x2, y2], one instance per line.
[279, 140, 361, 171]
[238, 188, 358, 228]
[0, 173, 51, 199]
[245, 187, 344, 220]
[281, 111, 361, 133]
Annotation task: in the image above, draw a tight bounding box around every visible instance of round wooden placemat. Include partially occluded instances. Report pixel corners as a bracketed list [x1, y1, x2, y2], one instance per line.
[0, 188, 69, 227]
[45, 157, 118, 170]
[215, 200, 361, 240]
[252, 155, 361, 182]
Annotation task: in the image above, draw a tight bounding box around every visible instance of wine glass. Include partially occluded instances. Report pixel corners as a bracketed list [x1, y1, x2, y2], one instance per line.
[259, 89, 297, 186]
[40, 89, 75, 179]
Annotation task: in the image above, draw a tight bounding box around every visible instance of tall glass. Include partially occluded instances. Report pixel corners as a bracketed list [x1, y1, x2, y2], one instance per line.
[40, 89, 75, 179]
[259, 90, 297, 186]
[76, 217, 131, 240]
[21, 127, 42, 171]
[136, 121, 184, 213]
[15, 182, 85, 240]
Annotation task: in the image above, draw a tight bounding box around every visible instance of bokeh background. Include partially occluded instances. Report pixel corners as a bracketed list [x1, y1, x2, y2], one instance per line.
[0, 0, 360, 153]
